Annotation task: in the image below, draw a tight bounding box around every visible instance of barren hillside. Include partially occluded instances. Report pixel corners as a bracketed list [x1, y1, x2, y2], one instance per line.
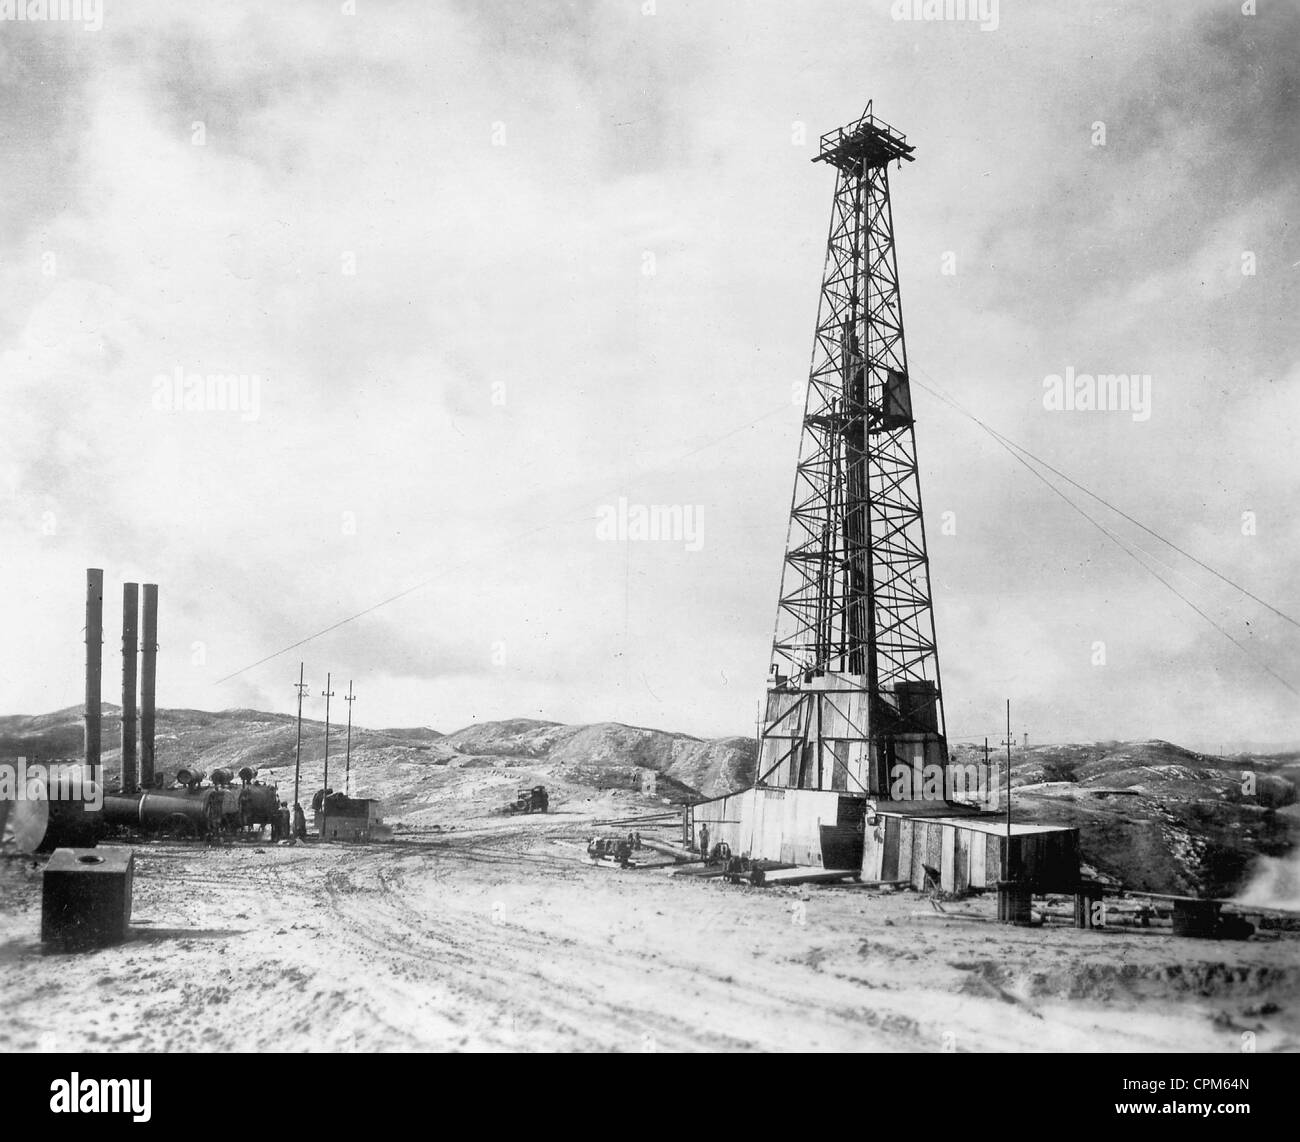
[3, 708, 1296, 899]
[953, 740, 1298, 899]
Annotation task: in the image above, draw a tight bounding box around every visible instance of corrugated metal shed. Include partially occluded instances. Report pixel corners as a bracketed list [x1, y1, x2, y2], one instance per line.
[863, 812, 1080, 894]
[691, 787, 867, 867]
[692, 787, 1081, 893]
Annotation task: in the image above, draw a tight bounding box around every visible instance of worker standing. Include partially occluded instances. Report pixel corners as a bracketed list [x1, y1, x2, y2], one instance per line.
[293, 801, 307, 841]
[699, 823, 710, 860]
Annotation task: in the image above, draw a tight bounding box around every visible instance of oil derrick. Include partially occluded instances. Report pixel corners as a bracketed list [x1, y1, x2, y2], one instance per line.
[759, 104, 948, 800]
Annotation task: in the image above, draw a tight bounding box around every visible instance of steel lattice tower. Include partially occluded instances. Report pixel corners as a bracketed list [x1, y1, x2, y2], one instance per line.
[758, 103, 949, 799]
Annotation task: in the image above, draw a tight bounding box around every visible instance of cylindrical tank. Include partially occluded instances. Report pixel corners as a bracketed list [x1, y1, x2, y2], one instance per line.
[219, 787, 243, 825]
[210, 768, 233, 788]
[997, 879, 1033, 925]
[36, 764, 104, 852]
[0, 795, 48, 854]
[174, 768, 205, 788]
[238, 766, 258, 784]
[242, 784, 279, 826]
[101, 791, 147, 831]
[1074, 885, 1103, 929]
[103, 788, 221, 837]
[141, 789, 221, 836]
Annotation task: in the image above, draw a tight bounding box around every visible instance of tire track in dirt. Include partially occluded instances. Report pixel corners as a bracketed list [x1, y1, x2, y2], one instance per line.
[9, 823, 1296, 1052]
[315, 846, 927, 1051]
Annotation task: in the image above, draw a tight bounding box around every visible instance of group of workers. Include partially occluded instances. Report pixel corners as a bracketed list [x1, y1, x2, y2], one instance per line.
[269, 801, 308, 842]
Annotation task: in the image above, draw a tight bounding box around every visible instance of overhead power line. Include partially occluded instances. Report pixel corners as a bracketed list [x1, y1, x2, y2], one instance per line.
[911, 374, 1300, 632]
[912, 372, 1299, 698]
[215, 400, 792, 685]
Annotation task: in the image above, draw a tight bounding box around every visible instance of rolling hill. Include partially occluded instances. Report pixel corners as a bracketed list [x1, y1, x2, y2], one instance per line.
[3, 707, 1296, 899]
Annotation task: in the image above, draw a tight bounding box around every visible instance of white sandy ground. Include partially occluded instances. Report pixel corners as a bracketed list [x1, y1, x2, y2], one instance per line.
[2, 807, 1298, 1053]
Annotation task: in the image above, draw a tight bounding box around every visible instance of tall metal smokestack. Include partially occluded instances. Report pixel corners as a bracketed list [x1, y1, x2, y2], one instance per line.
[140, 584, 158, 789]
[121, 583, 139, 793]
[85, 569, 104, 780]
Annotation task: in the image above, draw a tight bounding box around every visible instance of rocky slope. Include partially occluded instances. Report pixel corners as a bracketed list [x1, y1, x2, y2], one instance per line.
[953, 739, 1298, 899]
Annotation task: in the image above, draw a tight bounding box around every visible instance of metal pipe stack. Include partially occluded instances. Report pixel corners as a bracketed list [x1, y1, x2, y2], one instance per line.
[121, 582, 139, 793]
[140, 584, 158, 789]
[85, 569, 104, 781]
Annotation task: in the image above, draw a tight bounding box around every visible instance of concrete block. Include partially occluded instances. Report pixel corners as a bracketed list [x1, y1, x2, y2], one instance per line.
[41, 847, 133, 950]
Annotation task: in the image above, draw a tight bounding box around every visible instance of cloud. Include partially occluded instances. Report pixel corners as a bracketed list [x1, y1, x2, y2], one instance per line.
[0, 0, 1296, 749]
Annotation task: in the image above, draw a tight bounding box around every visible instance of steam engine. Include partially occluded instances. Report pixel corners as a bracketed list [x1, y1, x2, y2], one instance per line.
[101, 766, 281, 840]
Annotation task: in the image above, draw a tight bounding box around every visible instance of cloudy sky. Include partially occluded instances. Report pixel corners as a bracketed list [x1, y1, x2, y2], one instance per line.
[1, 0, 1297, 749]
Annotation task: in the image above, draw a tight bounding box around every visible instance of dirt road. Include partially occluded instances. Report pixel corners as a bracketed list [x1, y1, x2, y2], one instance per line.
[2, 816, 1298, 1052]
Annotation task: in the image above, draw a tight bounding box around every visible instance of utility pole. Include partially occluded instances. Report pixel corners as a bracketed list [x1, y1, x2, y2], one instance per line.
[343, 680, 356, 798]
[293, 663, 308, 812]
[321, 673, 335, 837]
[1005, 698, 1013, 880]
[983, 737, 990, 807]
